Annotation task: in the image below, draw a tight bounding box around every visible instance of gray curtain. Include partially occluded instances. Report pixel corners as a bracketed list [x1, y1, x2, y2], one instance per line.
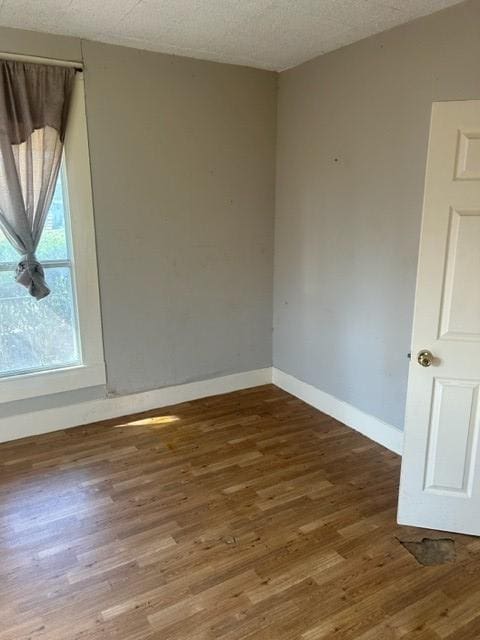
[0, 60, 75, 300]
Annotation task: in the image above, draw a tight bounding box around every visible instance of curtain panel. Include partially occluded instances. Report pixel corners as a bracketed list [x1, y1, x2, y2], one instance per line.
[0, 60, 75, 299]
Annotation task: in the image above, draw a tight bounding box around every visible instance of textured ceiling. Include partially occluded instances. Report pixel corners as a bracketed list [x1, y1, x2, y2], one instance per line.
[0, 0, 466, 71]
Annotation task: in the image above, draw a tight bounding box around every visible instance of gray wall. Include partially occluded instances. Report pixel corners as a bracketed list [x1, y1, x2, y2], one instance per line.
[0, 27, 276, 417]
[274, 0, 480, 430]
[83, 41, 276, 395]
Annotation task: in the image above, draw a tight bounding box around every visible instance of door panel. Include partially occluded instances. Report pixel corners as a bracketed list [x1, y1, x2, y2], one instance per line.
[440, 209, 480, 339]
[424, 379, 480, 495]
[398, 101, 480, 535]
[455, 130, 480, 180]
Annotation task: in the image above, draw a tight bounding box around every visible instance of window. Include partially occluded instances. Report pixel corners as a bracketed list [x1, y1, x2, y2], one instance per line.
[0, 72, 105, 404]
[0, 166, 80, 377]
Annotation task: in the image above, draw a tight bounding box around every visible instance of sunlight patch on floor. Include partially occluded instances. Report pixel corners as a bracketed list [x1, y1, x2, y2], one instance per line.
[115, 415, 179, 428]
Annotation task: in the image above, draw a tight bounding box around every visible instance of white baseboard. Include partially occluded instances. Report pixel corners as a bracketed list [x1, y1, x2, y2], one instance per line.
[0, 367, 272, 443]
[0, 365, 404, 454]
[272, 368, 403, 455]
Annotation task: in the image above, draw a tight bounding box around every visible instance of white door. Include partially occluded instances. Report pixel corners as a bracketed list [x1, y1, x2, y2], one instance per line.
[398, 100, 480, 536]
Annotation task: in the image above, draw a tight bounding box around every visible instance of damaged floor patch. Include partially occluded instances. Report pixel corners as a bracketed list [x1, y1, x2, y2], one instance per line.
[398, 537, 456, 566]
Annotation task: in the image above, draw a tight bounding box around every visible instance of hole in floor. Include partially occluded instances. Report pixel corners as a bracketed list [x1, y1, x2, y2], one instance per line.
[397, 537, 456, 566]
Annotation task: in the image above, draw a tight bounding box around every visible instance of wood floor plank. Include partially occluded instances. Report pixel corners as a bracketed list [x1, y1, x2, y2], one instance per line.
[1, 384, 478, 639]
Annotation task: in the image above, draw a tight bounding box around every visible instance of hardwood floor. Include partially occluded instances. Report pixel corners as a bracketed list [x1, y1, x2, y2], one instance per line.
[1, 384, 479, 640]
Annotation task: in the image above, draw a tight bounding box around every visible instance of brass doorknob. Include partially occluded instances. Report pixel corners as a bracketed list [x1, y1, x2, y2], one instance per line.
[417, 350, 434, 367]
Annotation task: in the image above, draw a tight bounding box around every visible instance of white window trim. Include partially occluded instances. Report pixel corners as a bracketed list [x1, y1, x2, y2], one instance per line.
[0, 71, 106, 404]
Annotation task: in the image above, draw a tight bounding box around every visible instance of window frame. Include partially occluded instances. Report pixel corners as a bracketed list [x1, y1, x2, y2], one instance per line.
[0, 71, 106, 404]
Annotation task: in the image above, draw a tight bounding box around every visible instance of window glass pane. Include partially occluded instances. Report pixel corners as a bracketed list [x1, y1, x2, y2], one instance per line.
[0, 171, 69, 264]
[0, 267, 80, 377]
[37, 171, 69, 261]
[0, 228, 18, 264]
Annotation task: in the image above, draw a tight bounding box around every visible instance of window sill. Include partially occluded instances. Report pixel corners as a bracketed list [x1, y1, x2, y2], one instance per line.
[0, 362, 106, 404]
